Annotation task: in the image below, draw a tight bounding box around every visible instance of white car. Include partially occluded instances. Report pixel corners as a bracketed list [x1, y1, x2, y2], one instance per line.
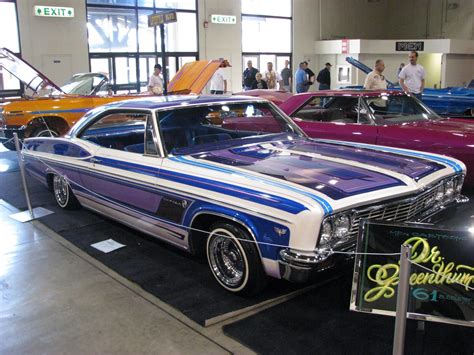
[22, 95, 467, 295]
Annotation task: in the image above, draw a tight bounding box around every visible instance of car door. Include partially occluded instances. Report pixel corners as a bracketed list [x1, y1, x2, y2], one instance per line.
[291, 95, 378, 144]
[77, 110, 161, 210]
[76, 109, 189, 246]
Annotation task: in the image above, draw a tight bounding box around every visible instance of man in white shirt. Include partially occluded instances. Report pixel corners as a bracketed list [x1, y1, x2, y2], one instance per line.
[398, 51, 425, 100]
[210, 68, 227, 94]
[148, 64, 163, 95]
[364, 59, 387, 90]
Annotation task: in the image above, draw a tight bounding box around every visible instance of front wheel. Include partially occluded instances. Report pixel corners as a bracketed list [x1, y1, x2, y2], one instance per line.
[206, 222, 267, 296]
[53, 174, 80, 210]
[32, 127, 60, 138]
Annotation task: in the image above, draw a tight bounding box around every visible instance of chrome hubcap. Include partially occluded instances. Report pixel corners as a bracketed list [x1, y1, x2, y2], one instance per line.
[36, 129, 58, 137]
[53, 175, 68, 206]
[208, 231, 245, 288]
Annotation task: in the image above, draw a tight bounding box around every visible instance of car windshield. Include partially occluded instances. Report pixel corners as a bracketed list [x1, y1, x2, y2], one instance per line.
[157, 101, 305, 155]
[365, 94, 440, 123]
[57, 73, 108, 95]
[293, 94, 440, 125]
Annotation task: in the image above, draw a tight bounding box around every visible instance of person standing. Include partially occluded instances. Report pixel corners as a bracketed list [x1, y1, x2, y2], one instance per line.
[316, 62, 332, 90]
[399, 51, 425, 100]
[364, 59, 387, 90]
[251, 72, 268, 89]
[242, 60, 258, 90]
[295, 62, 308, 94]
[148, 64, 163, 94]
[210, 67, 227, 94]
[280, 60, 292, 92]
[397, 63, 405, 76]
[263, 62, 281, 90]
[303, 61, 315, 91]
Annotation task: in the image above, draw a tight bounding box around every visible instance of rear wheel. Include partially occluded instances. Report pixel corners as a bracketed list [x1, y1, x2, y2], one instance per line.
[206, 222, 267, 296]
[53, 174, 80, 210]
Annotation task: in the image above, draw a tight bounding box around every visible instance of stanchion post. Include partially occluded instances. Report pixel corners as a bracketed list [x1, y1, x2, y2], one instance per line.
[13, 133, 34, 219]
[393, 244, 412, 355]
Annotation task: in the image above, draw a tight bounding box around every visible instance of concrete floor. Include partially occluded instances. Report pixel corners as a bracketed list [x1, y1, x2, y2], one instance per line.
[0, 199, 254, 354]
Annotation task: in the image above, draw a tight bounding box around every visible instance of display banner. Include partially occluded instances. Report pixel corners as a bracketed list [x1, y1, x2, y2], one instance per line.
[396, 41, 424, 51]
[351, 221, 473, 327]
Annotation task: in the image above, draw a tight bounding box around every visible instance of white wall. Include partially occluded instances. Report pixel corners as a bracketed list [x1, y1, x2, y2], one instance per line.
[16, 0, 89, 86]
[197, 0, 242, 93]
[443, 54, 474, 87]
[319, 0, 473, 40]
[293, 0, 320, 91]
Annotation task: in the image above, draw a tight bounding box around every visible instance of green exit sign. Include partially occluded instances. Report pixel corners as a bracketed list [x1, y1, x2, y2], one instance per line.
[34, 6, 74, 18]
[211, 14, 237, 25]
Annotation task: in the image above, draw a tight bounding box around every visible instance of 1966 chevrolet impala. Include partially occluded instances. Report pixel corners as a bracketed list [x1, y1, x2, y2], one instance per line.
[22, 95, 467, 295]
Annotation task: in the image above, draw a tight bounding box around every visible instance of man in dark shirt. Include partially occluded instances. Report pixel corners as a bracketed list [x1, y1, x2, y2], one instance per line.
[242, 60, 258, 90]
[280, 59, 292, 92]
[303, 61, 315, 92]
[316, 62, 332, 90]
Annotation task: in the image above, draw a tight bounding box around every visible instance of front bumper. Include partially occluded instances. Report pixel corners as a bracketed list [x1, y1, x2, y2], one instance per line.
[0, 125, 25, 144]
[278, 195, 468, 283]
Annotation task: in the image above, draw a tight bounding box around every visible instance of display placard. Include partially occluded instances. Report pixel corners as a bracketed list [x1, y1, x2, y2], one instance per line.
[351, 221, 473, 327]
[396, 41, 424, 51]
[148, 11, 177, 27]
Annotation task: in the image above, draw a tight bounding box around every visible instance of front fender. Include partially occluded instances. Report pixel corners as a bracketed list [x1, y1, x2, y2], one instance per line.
[184, 203, 291, 260]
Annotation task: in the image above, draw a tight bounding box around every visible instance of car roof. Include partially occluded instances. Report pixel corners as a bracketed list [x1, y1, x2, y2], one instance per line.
[295, 89, 404, 97]
[103, 95, 268, 110]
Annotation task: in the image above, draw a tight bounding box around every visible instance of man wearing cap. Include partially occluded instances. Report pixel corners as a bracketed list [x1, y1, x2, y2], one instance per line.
[316, 62, 332, 90]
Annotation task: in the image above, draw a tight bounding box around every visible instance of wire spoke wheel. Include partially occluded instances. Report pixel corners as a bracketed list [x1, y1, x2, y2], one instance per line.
[208, 230, 246, 288]
[206, 222, 267, 295]
[53, 175, 69, 207]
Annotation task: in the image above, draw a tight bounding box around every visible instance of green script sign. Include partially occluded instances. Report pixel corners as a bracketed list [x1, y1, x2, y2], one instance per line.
[351, 221, 473, 327]
[211, 14, 237, 25]
[34, 6, 74, 18]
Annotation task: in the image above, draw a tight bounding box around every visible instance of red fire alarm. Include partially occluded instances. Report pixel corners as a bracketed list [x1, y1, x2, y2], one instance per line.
[203, 20, 209, 28]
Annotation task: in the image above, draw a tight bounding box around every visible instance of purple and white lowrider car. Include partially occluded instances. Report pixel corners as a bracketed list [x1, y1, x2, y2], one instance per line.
[22, 95, 467, 295]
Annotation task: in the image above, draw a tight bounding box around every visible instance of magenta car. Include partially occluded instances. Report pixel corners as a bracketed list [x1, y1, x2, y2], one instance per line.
[276, 90, 474, 187]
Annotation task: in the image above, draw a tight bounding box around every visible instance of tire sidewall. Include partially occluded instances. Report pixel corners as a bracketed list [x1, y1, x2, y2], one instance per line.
[206, 224, 251, 293]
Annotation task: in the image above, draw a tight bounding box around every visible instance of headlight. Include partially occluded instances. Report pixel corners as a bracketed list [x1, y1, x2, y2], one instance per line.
[435, 184, 444, 201]
[444, 180, 454, 199]
[320, 220, 333, 244]
[318, 213, 352, 246]
[454, 175, 464, 194]
[334, 215, 351, 238]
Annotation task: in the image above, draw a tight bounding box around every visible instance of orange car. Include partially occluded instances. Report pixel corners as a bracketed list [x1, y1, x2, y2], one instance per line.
[0, 48, 226, 149]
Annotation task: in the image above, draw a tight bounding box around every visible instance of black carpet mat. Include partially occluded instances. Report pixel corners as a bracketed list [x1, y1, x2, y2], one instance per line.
[224, 273, 474, 355]
[0, 153, 306, 326]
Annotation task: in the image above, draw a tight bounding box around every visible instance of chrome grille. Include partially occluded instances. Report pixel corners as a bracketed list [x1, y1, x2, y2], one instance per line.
[348, 187, 438, 239]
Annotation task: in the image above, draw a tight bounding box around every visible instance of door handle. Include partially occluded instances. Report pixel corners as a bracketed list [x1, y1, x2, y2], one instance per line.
[90, 157, 102, 164]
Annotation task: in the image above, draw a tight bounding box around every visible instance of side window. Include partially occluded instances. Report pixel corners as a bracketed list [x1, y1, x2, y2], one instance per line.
[79, 112, 148, 154]
[295, 96, 371, 124]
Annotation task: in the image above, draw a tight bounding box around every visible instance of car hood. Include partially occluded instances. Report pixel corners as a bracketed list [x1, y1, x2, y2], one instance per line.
[187, 137, 449, 201]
